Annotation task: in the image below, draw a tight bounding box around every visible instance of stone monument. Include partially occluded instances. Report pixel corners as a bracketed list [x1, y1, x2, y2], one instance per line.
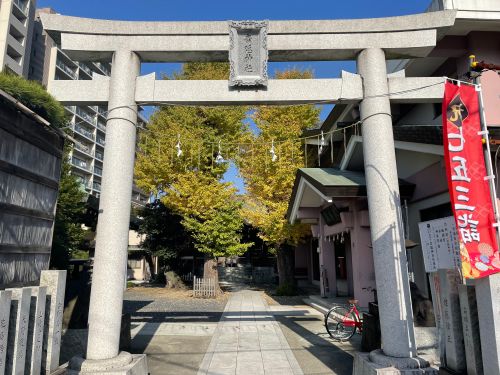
[458, 284, 483, 375]
[0, 290, 11, 374]
[40, 270, 66, 375]
[6, 288, 30, 375]
[26, 287, 47, 375]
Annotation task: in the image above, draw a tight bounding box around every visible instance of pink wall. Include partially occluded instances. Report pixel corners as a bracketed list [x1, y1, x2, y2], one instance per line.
[349, 201, 376, 308]
[295, 241, 309, 269]
[316, 200, 376, 307]
[320, 232, 337, 296]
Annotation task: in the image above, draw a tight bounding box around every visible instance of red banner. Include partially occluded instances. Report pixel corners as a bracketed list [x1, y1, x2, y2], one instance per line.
[443, 82, 500, 279]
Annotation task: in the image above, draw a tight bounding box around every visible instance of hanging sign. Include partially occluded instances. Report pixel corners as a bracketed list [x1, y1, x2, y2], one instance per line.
[443, 81, 500, 279]
[228, 20, 268, 87]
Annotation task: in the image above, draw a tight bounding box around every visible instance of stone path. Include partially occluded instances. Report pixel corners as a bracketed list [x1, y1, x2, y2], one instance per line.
[197, 290, 303, 375]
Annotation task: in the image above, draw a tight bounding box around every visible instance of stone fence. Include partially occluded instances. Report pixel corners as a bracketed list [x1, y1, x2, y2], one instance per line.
[0, 270, 66, 375]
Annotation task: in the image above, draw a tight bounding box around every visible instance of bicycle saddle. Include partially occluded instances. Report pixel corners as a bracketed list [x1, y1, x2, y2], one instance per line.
[348, 299, 358, 304]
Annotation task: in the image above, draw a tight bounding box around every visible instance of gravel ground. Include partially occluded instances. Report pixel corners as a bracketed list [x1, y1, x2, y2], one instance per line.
[124, 286, 229, 323]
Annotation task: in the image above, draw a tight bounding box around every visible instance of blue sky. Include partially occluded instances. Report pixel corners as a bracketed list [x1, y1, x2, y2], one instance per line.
[38, 0, 431, 192]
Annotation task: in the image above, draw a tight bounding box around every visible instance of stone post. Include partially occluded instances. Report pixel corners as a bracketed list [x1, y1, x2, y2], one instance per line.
[86, 50, 140, 361]
[0, 290, 11, 375]
[475, 273, 500, 375]
[6, 287, 30, 375]
[40, 270, 66, 375]
[356, 48, 417, 359]
[438, 269, 465, 372]
[458, 284, 483, 375]
[26, 286, 47, 375]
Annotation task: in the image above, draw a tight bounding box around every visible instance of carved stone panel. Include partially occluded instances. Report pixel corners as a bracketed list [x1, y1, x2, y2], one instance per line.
[228, 20, 268, 87]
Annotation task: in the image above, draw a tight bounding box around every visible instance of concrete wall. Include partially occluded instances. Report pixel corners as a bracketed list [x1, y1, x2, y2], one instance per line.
[407, 192, 450, 298]
[428, 0, 500, 12]
[0, 0, 36, 77]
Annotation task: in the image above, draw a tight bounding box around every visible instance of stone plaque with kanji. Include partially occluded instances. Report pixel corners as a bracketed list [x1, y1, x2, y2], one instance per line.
[228, 20, 268, 87]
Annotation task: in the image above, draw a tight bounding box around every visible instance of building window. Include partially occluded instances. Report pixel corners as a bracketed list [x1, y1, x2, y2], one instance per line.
[433, 103, 442, 119]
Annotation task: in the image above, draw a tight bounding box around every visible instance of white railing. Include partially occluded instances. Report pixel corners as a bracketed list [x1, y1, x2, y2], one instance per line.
[193, 276, 217, 298]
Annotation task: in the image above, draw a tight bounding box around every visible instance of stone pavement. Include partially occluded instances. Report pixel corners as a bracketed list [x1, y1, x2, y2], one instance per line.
[197, 290, 304, 375]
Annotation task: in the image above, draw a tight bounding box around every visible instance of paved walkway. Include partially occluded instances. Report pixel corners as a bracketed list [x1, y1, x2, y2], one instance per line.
[198, 290, 303, 375]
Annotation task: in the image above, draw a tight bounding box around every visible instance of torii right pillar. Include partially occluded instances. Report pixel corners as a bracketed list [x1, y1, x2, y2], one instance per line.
[353, 48, 436, 374]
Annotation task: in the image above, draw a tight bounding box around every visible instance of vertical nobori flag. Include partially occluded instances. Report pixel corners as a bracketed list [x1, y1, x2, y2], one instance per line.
[443, 82, 500, 279]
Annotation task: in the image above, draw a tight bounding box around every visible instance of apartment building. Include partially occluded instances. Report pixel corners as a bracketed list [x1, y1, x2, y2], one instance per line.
[29, 8, 149, 206]
[0, 0, 35, 77]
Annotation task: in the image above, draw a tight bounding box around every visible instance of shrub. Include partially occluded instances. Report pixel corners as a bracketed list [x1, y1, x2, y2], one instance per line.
[275, 283, 297, 296]
[0, 72, 67, 128]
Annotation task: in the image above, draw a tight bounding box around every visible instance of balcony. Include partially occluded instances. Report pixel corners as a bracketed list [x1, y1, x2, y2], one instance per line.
[12, 0, 28, 14]
[98, 107, 107, 117]
[74, 125, 95, 141]
[72, 157, 91, 172]
[97, 121, 106, 132]
[56, 60, 77, 80]
[96, 137, 105, 147]
[75, 108, 96, 126]
[94, 166, 102, 176]
[76, 177, 91, 191]
[74, 142, 92, 155]
[95, 151, 104, 161]
[78, 63, 93, 77]
[93, 182, 101, 192]
[94, 62, 111, 76]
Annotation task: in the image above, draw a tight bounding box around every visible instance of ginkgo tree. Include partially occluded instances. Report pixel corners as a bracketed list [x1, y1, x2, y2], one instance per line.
[237, 69, 320, 290]
[135, 62, 251, 283]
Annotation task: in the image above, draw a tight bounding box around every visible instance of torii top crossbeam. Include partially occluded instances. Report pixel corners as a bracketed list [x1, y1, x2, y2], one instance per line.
[41, 11, 455, 106]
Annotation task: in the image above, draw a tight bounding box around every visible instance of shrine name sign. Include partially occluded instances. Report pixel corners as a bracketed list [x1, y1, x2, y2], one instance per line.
[228, 20, 268, 87]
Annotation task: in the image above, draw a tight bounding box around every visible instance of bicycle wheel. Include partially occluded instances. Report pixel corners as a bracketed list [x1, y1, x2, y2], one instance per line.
[325, 306, 357, 341]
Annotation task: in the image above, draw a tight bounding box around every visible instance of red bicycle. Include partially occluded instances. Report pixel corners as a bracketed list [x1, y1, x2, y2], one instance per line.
[324, 299, 363, 341]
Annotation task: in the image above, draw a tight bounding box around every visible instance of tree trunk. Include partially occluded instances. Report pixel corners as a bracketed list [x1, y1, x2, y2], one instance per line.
[277, 244, 295, 288]
[203, 254, 221, 294]
[144, 252, 156, 281]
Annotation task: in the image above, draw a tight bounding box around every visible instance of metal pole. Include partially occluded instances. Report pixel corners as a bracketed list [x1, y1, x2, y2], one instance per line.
[475, 79, 500, 243]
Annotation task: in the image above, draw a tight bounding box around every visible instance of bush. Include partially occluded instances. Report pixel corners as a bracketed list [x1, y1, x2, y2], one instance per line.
[0, 72, 67, 128]
[275, 283, 297, 296]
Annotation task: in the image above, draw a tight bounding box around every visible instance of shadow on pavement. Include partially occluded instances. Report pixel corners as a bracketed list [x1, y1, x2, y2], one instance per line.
[276, 314, 361, 375]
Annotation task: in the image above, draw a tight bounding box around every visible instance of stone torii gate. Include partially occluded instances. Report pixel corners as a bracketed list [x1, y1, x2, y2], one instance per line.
[42, 11, 455, 375]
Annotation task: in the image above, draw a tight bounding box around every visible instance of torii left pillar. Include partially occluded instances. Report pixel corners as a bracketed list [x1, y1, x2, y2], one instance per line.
[67, 50, 149, 373]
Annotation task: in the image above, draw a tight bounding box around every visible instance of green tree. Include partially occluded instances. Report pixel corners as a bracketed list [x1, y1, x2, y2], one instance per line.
[163, 172, 251, 284]
[50, 151, 87, 269]
[237, 69, 320, 290]
[136, 199, 192, 278]
[135, 63, 251, 282]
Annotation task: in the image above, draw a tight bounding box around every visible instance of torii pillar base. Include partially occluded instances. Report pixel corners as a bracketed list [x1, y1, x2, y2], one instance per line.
[53, 352, 148, 375]
[353, 351, 437, 375]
